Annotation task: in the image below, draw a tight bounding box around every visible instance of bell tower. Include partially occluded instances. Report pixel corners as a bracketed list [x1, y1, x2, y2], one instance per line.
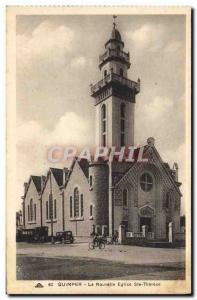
[90, 16, 140, 148]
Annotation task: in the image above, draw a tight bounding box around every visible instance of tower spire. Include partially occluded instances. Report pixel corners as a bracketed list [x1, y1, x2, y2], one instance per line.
[113, 15, 117, 29]
[90, 17, 140, 148]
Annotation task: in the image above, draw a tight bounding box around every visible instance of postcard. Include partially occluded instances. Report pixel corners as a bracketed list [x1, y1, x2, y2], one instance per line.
[7, 6, 191, 294]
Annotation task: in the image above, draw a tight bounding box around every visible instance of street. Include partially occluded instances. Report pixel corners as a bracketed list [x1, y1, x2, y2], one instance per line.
[16, 243, 185, 280]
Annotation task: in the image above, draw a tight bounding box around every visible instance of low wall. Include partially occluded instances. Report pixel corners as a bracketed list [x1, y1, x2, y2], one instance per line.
[175, 232, 185, 241]
[123, 237, 147, 246]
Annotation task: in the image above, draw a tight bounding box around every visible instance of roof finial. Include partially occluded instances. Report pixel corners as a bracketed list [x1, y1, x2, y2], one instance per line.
[113, 15, 117, 29]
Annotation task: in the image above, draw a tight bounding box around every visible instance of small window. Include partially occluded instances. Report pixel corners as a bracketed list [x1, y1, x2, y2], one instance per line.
[101, 104, 106, 119]
[81, 194, 84, 217]
[46, 201, 49, 219]
[120, 68, 123, 77]
[140, 173, 153, 192]
[28, 205, 30, 221]
[90, 205, 93, 217]
[104, 70, 107, 77]
[120, 133, 125, 147]
[102, 120, 106, 133]
[101, 104, 107, 146]
[89, 175, 93, 187]
[49, 195, 53, 219]
[74, 187, 79, 217]
[102, 135, 106, 147]
[121, 119, 125, 131]
[70, 196, 72, 218]
[34, 204, 36, 221]
[30, 199, 33, 221]
[123, 189, 128, 207]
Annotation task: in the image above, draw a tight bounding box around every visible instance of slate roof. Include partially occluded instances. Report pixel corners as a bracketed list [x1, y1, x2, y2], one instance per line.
[31, 176, 42, 192]
[50, 168, 69, 187]
[78, 159, 89, 178]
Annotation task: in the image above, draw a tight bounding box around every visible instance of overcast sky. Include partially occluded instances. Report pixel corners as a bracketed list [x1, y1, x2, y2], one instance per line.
[16, 14, 186, 212]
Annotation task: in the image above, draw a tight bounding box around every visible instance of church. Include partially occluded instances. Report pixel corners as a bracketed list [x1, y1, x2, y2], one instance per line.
[21, 19, 182, 242]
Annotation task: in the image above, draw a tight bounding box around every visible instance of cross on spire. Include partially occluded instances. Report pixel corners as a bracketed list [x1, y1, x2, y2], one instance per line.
[113, 15, 117, 29]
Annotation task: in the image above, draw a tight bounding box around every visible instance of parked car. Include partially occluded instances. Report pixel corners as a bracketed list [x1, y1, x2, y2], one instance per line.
[55, 231, 74, 244]
[16, 226, 49, 243]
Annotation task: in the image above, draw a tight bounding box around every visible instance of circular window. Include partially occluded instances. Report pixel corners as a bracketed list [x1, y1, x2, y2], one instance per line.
[140, 173, 153, 192]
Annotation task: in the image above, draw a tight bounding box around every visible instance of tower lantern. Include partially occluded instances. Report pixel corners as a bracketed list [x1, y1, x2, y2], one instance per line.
[90, 16, 140, 148]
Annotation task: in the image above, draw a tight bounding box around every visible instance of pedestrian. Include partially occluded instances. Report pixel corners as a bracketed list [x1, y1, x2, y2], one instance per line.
[114, 230, 119, 245]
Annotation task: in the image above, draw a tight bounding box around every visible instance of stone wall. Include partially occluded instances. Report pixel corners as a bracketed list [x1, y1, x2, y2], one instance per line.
[42, 172, 63, 236]
[64, 161, 93, 237]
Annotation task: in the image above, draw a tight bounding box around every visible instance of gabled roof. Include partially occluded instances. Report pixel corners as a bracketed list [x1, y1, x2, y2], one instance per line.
[23, 175, 42, 199]
[78, 159, 89, 178]
[63, 158, 90, 189]
[31, 176, 42, 192]
[40, 167, 69, 194]
[50, 168, 64, 186]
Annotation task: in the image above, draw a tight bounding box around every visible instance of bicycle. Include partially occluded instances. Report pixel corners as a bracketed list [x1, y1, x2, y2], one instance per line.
[89, 237, 105, 250]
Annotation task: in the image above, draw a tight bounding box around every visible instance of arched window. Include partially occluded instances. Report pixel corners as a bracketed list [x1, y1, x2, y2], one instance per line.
[102, 103, 106, 119]
[80, 194, 84, 217]
[49, 195, 53, 219]
[101, 104, 107, 146]
[30, 199, 33, 221]
[89, 175, 93, 188]
[104, 69, 107, 77]
[74, 187, 79, 217]
[70, 196, 72, 218]
[28, 205, 30, 221]
[90, 205, 93, 217]
[140, 173, 153, 192]
[34, 203, 36, 221]
[120, 68, 123, 77]
[123, 189, 128, 207]
[46, 201, 49, 219]
[120, 103, 125, 146]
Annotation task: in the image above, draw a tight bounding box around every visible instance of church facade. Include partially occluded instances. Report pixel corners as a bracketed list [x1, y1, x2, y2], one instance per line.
[21, 21, 182, 241]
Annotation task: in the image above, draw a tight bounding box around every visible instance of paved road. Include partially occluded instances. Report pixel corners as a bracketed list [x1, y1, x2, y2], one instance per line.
[17, 255, 185, 280]
[16, 243, 185, 280]
[17, 242, 185, 265]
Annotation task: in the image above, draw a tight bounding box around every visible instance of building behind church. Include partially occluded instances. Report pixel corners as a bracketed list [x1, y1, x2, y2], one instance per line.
[20, 20, 182, 242]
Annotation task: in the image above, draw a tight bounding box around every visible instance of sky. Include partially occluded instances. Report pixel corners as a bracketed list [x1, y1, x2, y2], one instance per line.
[16, 14, 186, 212]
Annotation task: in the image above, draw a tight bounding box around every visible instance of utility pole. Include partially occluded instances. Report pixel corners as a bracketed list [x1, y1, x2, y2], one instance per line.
[49, 170, 54, 244]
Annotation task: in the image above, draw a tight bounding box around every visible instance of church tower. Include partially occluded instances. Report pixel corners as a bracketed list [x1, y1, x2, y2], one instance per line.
[91, 16, 140, 148]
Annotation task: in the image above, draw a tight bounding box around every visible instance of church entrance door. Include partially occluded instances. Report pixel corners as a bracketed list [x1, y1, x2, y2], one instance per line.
[140, 217, 152, 232]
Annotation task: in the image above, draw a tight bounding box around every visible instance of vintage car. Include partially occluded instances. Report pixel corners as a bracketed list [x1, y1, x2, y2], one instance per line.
[55, 231, 74, 244]
[16, 226, 49, 243]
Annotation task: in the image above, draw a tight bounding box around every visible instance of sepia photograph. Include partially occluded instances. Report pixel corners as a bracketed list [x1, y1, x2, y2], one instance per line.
[6, 6, 191, 295]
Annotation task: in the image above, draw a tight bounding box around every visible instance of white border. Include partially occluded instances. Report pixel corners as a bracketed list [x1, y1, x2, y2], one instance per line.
[1, 0, 195, 299]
